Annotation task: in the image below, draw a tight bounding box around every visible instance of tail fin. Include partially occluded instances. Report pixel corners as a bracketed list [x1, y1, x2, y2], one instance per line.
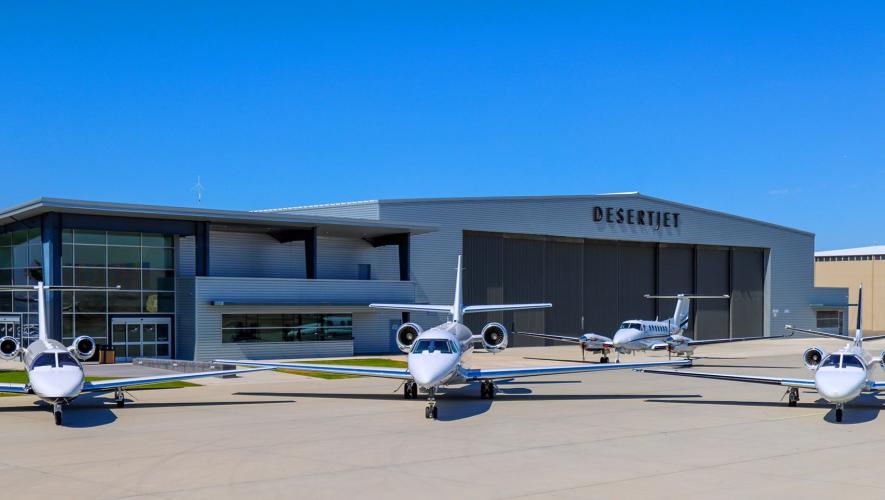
[644, 294, 731, 333]
[855, 284, 864, 346]
[453, 254, 464, 323]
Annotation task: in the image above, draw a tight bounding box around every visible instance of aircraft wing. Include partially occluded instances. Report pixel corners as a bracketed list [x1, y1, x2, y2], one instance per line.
[462, 303, 552, 314]
[0, 383, 29, 394]
[463, 359, 691, 381]
[636, 368, 816, 389]
[513, 331, 584, 344]
[80, 367, 272, 392]
[213, 360, 413, 380]
[686, 333, 791, 346]
[368, 304, 453, 314]
[785, 325, 854, 341]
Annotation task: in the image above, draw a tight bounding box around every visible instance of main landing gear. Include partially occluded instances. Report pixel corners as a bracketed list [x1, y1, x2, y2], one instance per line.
[403, 381, 418, 399]
[600, 355, 610, 364]
[115, 387, 126, 408]
[52, 402, 63, 426]
[787, 387, 799, 407]
[425, 388, 438, 420]
[479, 380, 496, 399]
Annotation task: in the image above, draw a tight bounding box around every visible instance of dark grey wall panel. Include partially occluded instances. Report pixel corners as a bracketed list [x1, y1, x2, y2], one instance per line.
[544, 240, 583, 339]
[463, 232, 504, 334]
[731, 248, 764, 338]
[503, 237, 546, 346]
[696, 247, 730, 339]
[619, 244, 656, 322]
[583, 241, 620, 335]
[657, 245, 695, 332]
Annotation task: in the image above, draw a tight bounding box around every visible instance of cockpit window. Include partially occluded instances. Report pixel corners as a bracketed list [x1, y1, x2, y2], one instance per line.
[31, 353, 57, 369]
[841, 355, 864, 369]
[57, 352, 79, 368]
[620, 322, 641, 330]
[412, 339, 456, 354]
[821, 355, 840, 368]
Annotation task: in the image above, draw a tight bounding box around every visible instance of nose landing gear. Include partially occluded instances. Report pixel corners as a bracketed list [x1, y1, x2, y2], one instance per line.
[52, 402, 63, 426]
[835, 404, 844, 423]
[425, 388, 438, 420]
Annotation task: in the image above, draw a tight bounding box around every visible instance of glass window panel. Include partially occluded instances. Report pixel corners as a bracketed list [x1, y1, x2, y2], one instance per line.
[142, 233, 173, 247]
[143, 324, 156, 342]
[62, 229, 73, 243]
[142, 343, 156, 357]
[61, 244, 73, 266]
[108, 246, 140, 268]
[74, 230, 106, 245]
[144, 292, 174, 313]
[29, 244, 42, 267]
[73, 245, 106, 267]
[0, 247, 10, 268]
[63, 314, 73, 339]
[156, 323, 169, 342]
[108, 268, 140, 290]
[108, 292, 141, 312]
[127, 344, 140, 358]
[0, 292, 11, 311]
[222, 314, 244, 328]
[12, 291, 30, 312]
[141, 247, 174, 269]
[27, 267, 42, 284]
[13, 243, 29, 268]
[74, 291, 106, 313]
[107, 232, 140, 246]
[127, 324, 140, 343]
[157, 344, 169, 356]
[0, 232, 10, 245]
[62, 267, 73, 286]
[74, 314, 106, 337]
[11, 230, 27, 245]
[112, 324, 126, 343]
[0, 269, 10, 286]
[62, 291, 73, 313]
[142, 270, 175, 291]
[12, 269, 29, 285]
[114, 345, 126, 358]
[74, 268, 106, 287]
[27, 228, 41, 245]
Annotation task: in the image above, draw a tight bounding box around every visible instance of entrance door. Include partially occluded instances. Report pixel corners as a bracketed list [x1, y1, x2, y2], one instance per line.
[111, 317, 172, 362]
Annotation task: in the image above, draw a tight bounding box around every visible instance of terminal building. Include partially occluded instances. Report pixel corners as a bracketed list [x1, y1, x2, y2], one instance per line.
[815, 245, 885, 334]
[0, 194, 838, 361]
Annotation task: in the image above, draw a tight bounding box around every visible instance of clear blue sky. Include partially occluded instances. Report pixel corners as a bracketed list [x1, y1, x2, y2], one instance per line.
[2, 3, 883, 250]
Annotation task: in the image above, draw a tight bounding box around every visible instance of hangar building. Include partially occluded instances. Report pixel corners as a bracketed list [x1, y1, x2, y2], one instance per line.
[0, 194, 830, 361]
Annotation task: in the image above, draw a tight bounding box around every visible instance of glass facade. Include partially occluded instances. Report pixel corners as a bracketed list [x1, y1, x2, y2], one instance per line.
[0, 227, 43, 343]
[61, 229, 175, 347]
[222, 313, 353, 343]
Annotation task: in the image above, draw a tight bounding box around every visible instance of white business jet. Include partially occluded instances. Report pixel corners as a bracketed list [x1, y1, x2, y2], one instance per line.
[0, 282, 269, 425]
[638, 285, 885, 423]
[216, 255, 691, 419]
[516, 293, 786, 362]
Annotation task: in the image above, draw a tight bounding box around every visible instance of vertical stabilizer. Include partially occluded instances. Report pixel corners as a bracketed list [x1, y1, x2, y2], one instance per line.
[453, 255, 464, 323]
[672, 294, 690, 332]
[36, 282, 49, 342]
[855, 284, 864, 346]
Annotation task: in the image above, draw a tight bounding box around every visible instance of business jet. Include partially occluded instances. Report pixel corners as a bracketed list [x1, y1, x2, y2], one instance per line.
[637, 285, 885, 423]
[516, 294, 787, 362]
[216, 255, 691, 419]
[0, 282, 270, 425]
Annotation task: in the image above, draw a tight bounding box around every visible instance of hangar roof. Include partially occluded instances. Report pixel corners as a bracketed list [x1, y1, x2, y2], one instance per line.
[0, 198, 437, 239]
[815, 245, 885, 257]
[263, 192, 813, 237]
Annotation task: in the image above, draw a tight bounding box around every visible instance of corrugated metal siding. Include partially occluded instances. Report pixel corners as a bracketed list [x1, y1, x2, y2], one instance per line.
[175, 278, 196, 360]
[275, 202, 380, 220]
[317, 236, 400, 281]
[177, 236, 196, 277]
[191, 277, 414, 360]
[209, 230, 306, 278]
[732, 248, 765, 337]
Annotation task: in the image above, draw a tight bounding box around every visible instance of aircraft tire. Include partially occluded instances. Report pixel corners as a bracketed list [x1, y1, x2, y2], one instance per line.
[54, 411, 62, 426]
[836, 408, 843, 422]
[117, 400, 125, 408]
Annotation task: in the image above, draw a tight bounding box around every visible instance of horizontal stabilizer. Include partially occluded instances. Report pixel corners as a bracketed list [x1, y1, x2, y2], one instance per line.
[369, 303, 454, 314]
[644, 294, 730, 299]
[462, 303, 552, 314]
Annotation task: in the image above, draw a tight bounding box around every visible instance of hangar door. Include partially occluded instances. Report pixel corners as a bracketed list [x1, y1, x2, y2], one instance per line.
[463, 232, 766, 344]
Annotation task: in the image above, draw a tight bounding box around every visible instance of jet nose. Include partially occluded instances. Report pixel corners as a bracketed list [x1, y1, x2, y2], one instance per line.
[30, 370, 84, 399]
[816, 369, 866, 403]
[408, 355, 456, 388]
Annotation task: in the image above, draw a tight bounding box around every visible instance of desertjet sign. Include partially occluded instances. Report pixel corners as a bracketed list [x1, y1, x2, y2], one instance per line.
[593, 206, 680, 230]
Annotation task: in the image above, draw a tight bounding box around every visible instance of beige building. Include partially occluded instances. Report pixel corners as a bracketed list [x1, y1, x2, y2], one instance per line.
[815, 245, 885, 334]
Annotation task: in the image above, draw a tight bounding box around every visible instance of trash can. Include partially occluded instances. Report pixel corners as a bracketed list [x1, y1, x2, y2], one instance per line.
[99, 345, 116, 364]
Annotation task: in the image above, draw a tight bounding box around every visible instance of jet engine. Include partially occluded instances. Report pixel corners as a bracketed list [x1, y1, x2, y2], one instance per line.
[481, 323, 508, 353]
[803, 347, 826, 370]
[0, 336, 20, 361]
[879, 350, 885, 371]
[396, 323, 423, 353]
[70, 335, 97, 361]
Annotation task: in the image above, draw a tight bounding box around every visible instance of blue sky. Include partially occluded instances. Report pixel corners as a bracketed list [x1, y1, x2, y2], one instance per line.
[1, 3, 883, 250]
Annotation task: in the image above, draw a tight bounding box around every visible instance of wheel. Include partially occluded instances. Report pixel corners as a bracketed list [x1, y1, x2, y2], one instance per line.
[488, 385, 495, 400]
[788, 400, 797, 407]
[412, 385, 418, 399]
[600, 357, 608, 364]
[425, 407, 432, 419]
[836, 408, 843, 423]
[116, 400, 125, 408]
[54, 411, 62, 426]
[479, 384, 487, 399]
[404, 384, 411, 399]
[431, 406, 438, 419]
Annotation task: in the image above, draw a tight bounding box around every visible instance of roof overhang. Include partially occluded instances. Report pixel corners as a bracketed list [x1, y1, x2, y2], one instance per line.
[0, 198, 436, 239]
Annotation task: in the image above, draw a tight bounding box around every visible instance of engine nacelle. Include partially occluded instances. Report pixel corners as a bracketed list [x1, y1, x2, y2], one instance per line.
[0, 336, 20, 361]
[396, 323, 423, 353]
[803, 347, 826, 371]
[70, 335, 97, 361]
[879, 350, 885, 371]
[481, 323, 508, 353]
